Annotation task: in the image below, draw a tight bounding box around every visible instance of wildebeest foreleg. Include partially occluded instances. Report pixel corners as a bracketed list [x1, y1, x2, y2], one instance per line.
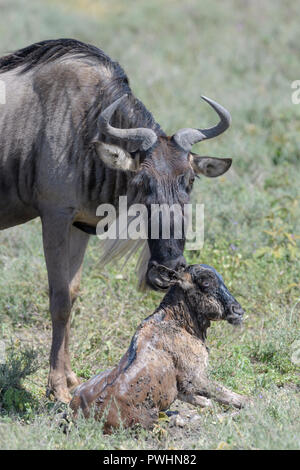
[41, 210, 75, 403]
[64, 226, 89, 390]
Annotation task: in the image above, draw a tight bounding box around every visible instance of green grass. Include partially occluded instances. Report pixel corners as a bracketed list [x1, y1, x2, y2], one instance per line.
[0, 0, 299, 450]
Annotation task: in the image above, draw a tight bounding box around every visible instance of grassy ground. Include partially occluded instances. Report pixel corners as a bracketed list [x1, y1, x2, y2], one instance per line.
[0, 0, 299, 450]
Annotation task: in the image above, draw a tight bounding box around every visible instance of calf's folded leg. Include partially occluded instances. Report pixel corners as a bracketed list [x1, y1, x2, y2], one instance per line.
[200, 380, 249, 409]
[178, 373, 248, 410]
[178, 393, 212, 408]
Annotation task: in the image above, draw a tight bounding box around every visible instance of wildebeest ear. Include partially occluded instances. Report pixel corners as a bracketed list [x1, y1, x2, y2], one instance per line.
[190, 154, 232, 177]
[93, 142, 139, 172]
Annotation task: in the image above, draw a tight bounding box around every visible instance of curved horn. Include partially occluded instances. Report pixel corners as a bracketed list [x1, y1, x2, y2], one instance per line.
[173, 96, 231, 152]
[98, 94, 157, 151]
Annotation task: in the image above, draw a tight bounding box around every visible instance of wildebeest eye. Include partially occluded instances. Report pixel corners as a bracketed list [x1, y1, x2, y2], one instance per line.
[177, 173, 195, 195]
[200, 280, 212, 292]
[189, 176, 195, 187]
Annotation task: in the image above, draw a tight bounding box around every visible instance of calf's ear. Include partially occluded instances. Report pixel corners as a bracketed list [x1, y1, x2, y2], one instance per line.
[93, 142, 139, 172]
[155, 264, 181, 286]
[155, 264, 193, 290]
[190, 154, 232, 177]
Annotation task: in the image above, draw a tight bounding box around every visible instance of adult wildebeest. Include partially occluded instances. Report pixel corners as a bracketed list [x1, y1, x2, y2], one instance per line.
[0, 39, 232, 402]
[70, 263, 248, 433]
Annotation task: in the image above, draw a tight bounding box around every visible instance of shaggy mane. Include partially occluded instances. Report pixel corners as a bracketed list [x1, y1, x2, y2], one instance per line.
[0, 38, 126, 77]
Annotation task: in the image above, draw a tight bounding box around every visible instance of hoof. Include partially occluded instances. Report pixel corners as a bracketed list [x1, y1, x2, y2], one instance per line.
[234, 395, 251, 409]
[169, 414, 187, 428]
[46, 386, 72, 404]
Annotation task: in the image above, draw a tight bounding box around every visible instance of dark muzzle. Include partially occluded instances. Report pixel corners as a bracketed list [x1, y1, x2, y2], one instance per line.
[226, 302, 244, 325]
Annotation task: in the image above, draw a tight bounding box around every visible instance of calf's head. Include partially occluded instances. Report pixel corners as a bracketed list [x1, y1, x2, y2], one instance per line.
[94, 94, 232, 290]
[155, 263, 244, 325]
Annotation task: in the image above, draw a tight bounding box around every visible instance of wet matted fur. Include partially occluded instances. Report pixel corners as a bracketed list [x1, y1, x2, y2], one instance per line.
[70, 264, 248, 433]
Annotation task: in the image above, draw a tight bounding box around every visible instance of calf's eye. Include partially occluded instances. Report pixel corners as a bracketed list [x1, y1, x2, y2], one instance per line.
[202, 281, 210, 288]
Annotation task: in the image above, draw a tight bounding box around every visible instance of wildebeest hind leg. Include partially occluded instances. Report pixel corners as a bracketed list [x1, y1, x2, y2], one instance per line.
[41, 209, 75, 403]
[64, 226, 89, 390]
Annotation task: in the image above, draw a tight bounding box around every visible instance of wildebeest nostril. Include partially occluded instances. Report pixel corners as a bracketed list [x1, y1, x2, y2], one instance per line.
[230, 304, 244, 316]
[175, 256, 187, 272]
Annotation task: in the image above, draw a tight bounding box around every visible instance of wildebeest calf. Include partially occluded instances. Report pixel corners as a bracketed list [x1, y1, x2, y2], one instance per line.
[70, 264, 249, 433]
